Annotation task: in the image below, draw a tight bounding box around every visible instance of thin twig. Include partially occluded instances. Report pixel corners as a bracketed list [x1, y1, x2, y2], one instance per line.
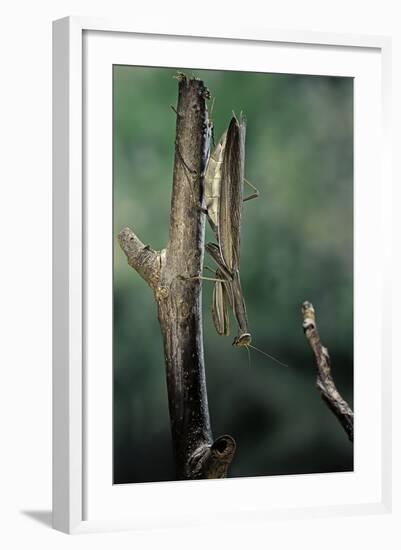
[302, 301, 354, 442]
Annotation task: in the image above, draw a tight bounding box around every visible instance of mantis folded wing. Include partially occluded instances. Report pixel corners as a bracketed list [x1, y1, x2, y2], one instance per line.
[212, 268, 231, 337]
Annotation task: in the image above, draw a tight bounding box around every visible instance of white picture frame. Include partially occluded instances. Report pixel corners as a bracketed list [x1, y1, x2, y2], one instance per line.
[52, 16, 392, 534]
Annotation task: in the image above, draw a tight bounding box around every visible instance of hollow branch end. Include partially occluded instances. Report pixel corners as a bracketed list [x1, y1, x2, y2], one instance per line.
[188, 435, 236, 479]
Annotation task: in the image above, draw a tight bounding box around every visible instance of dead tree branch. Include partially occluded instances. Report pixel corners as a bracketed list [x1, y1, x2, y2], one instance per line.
[118, 75, 236, 479]
[302, 301, 354, 442]
[118, 228, 162, 289]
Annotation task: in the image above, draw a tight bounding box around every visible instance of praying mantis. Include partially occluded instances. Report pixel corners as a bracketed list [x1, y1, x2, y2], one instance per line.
[203, 114, 253, 347]
[200, 113, 287, 367]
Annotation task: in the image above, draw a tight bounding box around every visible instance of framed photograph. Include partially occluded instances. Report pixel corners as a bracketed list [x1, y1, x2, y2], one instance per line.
[52, 16, 391, 534]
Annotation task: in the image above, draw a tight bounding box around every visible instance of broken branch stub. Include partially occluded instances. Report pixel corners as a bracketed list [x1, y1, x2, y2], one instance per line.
[302, 301, 354, 442]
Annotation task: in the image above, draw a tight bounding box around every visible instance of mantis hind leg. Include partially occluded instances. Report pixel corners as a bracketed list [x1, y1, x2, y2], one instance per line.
[175, 140, 197, 176]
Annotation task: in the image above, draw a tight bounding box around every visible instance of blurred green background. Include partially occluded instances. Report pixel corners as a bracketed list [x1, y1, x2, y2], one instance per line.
[113, 66, 353, 484]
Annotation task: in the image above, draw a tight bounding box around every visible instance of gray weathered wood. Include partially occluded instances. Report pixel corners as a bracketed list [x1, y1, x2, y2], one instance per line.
[302, 301, 354, 442]
[118, 75, 236, 479]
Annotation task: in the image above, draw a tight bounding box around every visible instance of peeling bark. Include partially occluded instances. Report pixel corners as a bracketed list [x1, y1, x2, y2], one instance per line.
[302, 301, 354, 442]
[118, 75, 236, 479]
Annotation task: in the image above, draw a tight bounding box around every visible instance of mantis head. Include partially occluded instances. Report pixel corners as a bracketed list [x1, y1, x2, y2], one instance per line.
[232, 333, 252, 348]
[233, 335, 289, 368]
